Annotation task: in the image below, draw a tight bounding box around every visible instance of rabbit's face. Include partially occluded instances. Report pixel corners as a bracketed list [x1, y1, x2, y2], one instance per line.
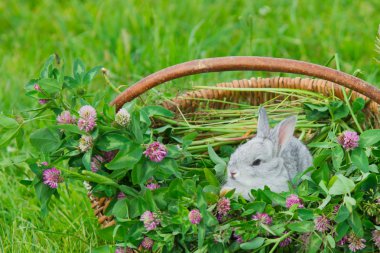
[222, 107, 296, 199]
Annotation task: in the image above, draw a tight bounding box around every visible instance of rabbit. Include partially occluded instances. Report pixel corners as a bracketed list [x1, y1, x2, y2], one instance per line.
[221, 107, 312, 199]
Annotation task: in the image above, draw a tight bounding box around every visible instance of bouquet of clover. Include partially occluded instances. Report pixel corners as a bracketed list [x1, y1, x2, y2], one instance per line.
[4, 55, 380, 253]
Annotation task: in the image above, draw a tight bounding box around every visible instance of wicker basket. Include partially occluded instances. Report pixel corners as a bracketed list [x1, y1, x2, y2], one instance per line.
[89, 56, 380, 228]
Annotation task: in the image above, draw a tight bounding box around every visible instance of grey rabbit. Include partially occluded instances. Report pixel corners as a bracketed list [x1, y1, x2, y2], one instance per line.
[221, 107, 312, 199]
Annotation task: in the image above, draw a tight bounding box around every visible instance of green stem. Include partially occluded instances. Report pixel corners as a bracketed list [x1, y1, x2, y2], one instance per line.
[334, 53, 363, 133]
[102, 70, 121, 94]
[341, 88, 363, 133]
[268, 231, 294, 253]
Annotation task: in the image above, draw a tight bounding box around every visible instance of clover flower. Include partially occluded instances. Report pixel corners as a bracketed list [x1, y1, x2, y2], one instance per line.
[188, 209, 202, 224]
[40, 161, 49, 166]
[348, 234, 366, 252]
[114, 247, 125, 253]
[217, 197, 231, 217]
[337, 131, 359, 151]
[285, 194, 304, 209]
[333, 204, 340, 214]
[140, 211, 160, 231]
[314, 215, 330, 232]
[57, 111, 76, 124]
[34, 84, 41, 91]
[299, 233, 311, 245]
[115, 247, 133, 253]
[79, 135, 93, 152]
[78, 105, 97, 132]
[42, 168, 63, 188]
[39, 99, 49, 104]
[102, 150, 118, 163]
[91, 155, 104, 172]
[78, 117, 96, 132]
[337, 235, 348, 246]
[115, 108, 130, 127]
[146, 183, 160, 190]
[232, 233, 243, 243]
[252, 213, 272, 225]
[143, 142, 167, 162]
[79, 105, 97, 119]
[117, 192, 126, 200]
[372, 230, 380, 249]
[279, 232, 292, 247]
[141, 237, 154, 250]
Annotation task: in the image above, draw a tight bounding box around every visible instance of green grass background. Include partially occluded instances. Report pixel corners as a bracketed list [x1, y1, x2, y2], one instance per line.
[0, 0, 379, 252]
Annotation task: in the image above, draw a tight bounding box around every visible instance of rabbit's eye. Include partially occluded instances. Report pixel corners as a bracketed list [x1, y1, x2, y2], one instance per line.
[251, 159, 261, 166]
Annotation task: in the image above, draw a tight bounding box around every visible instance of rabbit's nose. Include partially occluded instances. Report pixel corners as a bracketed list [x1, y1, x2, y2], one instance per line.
[230, 171, 237, 179]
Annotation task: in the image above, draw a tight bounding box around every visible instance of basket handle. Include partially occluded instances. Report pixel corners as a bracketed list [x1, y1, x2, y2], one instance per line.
[110, 56, 380, 110]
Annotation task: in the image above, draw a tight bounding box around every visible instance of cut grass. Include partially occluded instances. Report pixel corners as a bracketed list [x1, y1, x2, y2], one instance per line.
[0, 0, 379, 251]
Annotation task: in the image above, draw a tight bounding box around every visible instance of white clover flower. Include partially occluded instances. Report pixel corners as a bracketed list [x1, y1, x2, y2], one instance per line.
[115, 108, 131, 127]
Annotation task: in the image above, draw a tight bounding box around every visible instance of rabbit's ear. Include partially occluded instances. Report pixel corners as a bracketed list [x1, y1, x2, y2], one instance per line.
[273, 116, 297, 154]
[257, 107, 270, 137]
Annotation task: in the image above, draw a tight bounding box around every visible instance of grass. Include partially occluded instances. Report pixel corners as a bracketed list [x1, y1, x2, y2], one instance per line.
[0, 0, 379, 252]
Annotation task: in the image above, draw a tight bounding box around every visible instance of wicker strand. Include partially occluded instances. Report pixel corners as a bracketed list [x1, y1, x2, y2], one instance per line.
[162, 77, 379, 113]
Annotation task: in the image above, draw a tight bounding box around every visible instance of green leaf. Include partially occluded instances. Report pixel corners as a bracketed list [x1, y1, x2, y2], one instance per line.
[313, 152, 330, 167]
[96, 133, 131, 151]
[351, 148, 369, 173]
[112, 199, 129, 218]
[40, 54, 55, 78]
[245, 201, 267, 214]
[167, 179, 187, 199]
[287, 221, 315, 232]
[335, 221, 349, 242]
[82, 150, 92, 170]
[73, 58, 85, 79]
[83, 66, 102, 84]
[328, 175, 355, 195]
[304, 103, 329, 112]
[204, 168, 220, 187]
[38, 78, 62, 94]
[326, 234, 336, 249]
[329, 101, 349, 120]
[306, 233, 322, 253]
[359, 129, 380, 147]
[240, 237, 265, 250]
[30, 127, 61, 153]
[0, 127, 20, 147]
[263, 190, 286, 207]
[335, 205, 350, 223]
[180, 132, 198, 148]
[134, 161, 157, 185]
[106, 144, 143, 170]
[355, 173, 378, 192]
[352, 98, 365, 113]
[0, 115, 19, 129]
[318, 195, 331, 210]
[298, 209, 314, 220]
[52, 124, 85, 135]
[331, 146, 344, 169]
[348, 211, 363, 237]
[131, 112, 143, 144]
[90, 245, 113, 253]
[197, 223, 206, 249]
[207, 145, 226, 165]
[308, 142, 338, 148]
[141, 106, 174, 118]
[311, 162, 329, 184]
[344, 196, 356, 213]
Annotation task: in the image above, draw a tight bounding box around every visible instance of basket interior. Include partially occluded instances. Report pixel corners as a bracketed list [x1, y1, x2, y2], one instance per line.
[163, 77, 379, 148]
